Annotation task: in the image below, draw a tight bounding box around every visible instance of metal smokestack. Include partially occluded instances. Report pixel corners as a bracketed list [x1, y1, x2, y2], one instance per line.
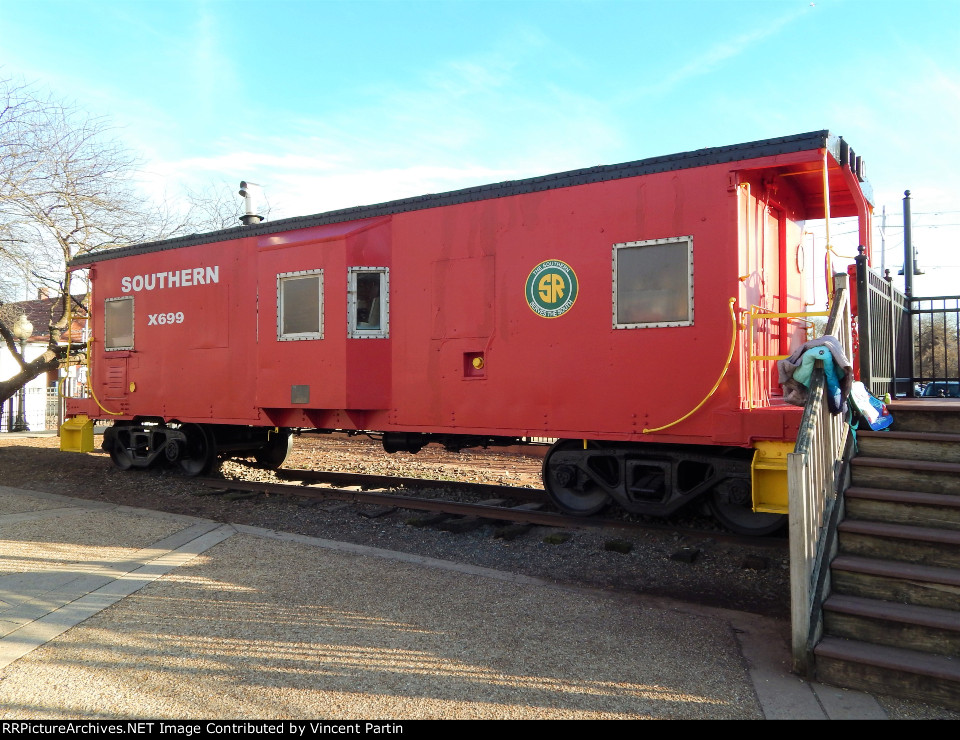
[238, 181, 264, 226]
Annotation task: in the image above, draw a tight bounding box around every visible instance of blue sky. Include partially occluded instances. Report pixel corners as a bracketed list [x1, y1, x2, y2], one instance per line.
[2, 0, 959, 297]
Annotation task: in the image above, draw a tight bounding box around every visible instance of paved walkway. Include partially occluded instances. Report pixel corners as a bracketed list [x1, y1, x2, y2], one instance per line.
[0, 485, 887, 719]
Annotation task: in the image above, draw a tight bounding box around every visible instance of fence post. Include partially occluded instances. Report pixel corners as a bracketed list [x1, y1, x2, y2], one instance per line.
[855, 245, 872, 389]
[903, 191, 917, 396]
[884, 269, 897, 397]
[788, 449, 811, 675]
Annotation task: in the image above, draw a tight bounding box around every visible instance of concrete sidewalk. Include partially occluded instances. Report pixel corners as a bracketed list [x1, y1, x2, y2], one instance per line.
[0, 485, 888, 719]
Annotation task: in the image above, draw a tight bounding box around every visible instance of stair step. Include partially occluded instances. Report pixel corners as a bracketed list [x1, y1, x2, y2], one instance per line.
[852, 457, 960, 474]
[826, 594, 960, 631]
[856, 430, 960, 463]
[814, 636, 960, 709]
[845, 487, 960, 530]
[832, 554, 960, 585]
[851, 457, 960, 495]
[830, 554, 960, 610]
[886, 400, 960, 434]
[858, 430, 960, 444]
[847, 487, 960, 508]
[838, 520, 960, 568]
[823, 594, 960, 657]
[840, 519, 960, 546]
[888, 399, 960, 411]
[816, 636, 960, 679]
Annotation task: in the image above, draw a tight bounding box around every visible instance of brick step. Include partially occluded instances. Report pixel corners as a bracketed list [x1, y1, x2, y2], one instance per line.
[830, 554, 960, 610]
[823, 593, 960, 657]
[814, 636, 960, 709]
[851, 457, 960, 495]
[845, 486, 960, 530]
[838, 519, 960, 569]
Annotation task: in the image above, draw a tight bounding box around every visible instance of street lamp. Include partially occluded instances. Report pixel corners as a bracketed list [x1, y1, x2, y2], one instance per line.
[11, 314, 33, 432]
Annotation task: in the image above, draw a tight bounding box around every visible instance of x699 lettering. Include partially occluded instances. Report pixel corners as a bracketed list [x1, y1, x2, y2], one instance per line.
[147, 312, 184, 326]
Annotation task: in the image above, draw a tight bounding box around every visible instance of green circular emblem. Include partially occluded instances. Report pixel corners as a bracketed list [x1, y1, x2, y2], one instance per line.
[525, 260, 578, 318]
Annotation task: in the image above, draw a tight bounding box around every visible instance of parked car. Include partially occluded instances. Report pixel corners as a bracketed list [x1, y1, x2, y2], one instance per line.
[920, 381, 960, 398]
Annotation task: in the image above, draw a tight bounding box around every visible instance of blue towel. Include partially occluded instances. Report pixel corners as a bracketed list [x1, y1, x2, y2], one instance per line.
[822, 353, 843, 414]
[793, 346, 843, 413]
[792, 347, 830, 386]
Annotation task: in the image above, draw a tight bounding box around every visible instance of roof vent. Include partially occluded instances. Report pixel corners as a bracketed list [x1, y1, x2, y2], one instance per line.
[238, 181, 264, 226]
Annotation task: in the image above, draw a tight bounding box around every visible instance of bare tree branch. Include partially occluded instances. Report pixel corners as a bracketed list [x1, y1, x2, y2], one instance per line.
[0, 77, 151, 404]
[0, 75, 250, 407]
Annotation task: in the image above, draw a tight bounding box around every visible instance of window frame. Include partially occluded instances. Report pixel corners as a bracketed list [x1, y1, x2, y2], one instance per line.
[612, 236, 694, 329]
[277, 269, 324, 341]
[347, 266, 390, 339]
[104, 296, 135, 351]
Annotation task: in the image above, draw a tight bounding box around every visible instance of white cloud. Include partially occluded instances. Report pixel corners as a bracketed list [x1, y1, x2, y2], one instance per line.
[616, 4, 811, 103]
[129, 28, 625, 220]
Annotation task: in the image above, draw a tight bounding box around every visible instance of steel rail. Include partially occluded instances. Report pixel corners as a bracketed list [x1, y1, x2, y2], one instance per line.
[195, 476, 639, 529]
[195, 476, 788, 547]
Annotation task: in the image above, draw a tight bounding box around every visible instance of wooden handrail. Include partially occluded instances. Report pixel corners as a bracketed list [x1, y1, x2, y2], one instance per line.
[787, 276, 852, 675]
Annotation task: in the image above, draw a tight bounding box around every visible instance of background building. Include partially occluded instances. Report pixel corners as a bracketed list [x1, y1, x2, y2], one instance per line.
[1, 291, 89, 432]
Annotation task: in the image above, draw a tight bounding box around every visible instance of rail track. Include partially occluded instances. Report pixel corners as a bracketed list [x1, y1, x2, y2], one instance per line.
[204, 467, 788, 549]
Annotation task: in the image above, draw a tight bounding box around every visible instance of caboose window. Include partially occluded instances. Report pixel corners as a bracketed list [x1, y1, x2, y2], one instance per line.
[347, 267, 389, 338]
[104, 296, 134, 350]
[613, 237, 694, 328]
[277, 270, 323, 340]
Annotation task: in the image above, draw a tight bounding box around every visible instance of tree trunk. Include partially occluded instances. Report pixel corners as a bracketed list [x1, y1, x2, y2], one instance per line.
[0, 347, 59, 405]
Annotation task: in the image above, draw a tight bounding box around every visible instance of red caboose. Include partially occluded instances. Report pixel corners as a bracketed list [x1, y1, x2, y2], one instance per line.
[65, 131, 873, 533]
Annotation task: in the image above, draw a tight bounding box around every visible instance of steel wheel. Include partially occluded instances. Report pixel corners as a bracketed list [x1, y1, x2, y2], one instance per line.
[178, 424, 219, 477]
[107, 426, 135, 470]
[542, 440, 612, 516]
[109, 445, 134, 470]
[254, 429, 293, 468]
[708, 479, 786, 536]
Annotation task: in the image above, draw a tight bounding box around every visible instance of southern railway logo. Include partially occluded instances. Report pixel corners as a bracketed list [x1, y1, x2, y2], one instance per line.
[525, 260, 578, 318]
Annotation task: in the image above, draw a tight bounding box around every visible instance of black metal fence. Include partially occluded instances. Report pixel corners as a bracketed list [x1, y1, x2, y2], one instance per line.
[2, 386, 64, 432]
[1, 397, 13, 432]
[912, 295, 960, 394]
[855, 247, 960, 397]
[854, 250, 909, 397]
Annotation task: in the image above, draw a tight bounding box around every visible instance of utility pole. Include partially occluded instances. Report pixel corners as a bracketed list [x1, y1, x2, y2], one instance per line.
[903, 190, 917, 298]
[879, 205, 886, 273]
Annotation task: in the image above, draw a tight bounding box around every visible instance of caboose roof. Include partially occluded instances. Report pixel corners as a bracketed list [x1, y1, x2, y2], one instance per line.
[70, 130, 871, 267]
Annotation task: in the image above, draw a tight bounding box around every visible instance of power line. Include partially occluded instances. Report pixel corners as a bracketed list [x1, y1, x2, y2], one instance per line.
[829, 223, 960, 237]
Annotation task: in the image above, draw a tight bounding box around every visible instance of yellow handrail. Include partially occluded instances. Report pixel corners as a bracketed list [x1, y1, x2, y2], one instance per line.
[823, 151, 833, 302]
[84, 338, 123, 416]
[643, 298, 738, 434]
[68, 279, 122, 417]
[746, 307, 830, 408]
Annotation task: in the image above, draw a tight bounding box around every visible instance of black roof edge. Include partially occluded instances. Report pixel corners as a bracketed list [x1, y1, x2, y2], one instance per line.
[70, 130, 856, 267]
